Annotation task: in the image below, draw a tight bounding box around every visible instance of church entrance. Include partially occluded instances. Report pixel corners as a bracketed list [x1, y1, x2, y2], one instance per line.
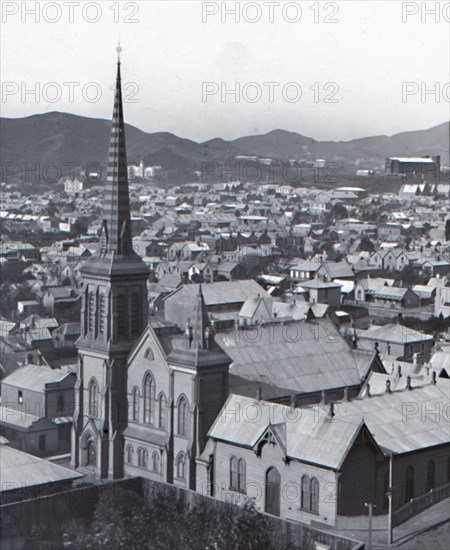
[82, 434, 97, 468]
[265, 467, 281, 516]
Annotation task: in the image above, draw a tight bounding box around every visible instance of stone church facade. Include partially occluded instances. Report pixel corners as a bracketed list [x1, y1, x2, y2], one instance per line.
[71, 53, 231, 487]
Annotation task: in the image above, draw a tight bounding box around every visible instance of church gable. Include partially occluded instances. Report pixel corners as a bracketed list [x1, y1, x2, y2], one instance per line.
[127, 326, 171, 411]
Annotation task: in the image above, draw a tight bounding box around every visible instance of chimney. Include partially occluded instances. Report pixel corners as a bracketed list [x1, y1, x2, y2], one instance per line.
[397, 365, 402, 378]
[328, 402, 335, 418]
[290, 394, 296, 411]
[343, 387, 349, 402]
[320, 390, 326, 405]
[385, 379, 392, 394]
[366, 383, 371, 397]
[406, 375, 412, 390]
[256, 386, 262, 401]
[431, 371, 437, 385]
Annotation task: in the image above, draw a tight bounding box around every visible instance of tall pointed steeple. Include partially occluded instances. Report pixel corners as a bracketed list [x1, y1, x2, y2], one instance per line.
[73, 48, 150, 479]
[101, 43, 132, 256]
[191, 285, 211, 349]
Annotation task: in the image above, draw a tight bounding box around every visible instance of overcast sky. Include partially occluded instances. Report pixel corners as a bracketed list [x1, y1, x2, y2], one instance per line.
[2, 1, 449, 142]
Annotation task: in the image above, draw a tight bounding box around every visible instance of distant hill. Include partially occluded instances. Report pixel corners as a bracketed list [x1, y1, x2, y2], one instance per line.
[0, 112, 448, 186]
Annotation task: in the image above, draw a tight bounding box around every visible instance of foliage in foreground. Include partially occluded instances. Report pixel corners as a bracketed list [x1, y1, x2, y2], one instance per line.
[30, 487, 315, 550]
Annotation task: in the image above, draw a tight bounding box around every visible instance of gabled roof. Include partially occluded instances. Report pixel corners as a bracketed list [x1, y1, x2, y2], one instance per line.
[208, 380, 449, 465]
[208, 394, 370, 470]
[164, 280, 269, 307]
[356, 323, 433, 344]
[2, 364, 74, 392]
[222, 319, 374, 400]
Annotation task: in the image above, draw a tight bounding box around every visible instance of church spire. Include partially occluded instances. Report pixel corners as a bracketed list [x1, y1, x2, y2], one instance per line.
[101, 45, 132, 256]
[191, 285, 211, 349]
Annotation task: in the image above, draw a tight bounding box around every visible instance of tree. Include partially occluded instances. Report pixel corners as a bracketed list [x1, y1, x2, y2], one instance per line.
[59, 487, 313, 550]
[358, 236, 375, 252]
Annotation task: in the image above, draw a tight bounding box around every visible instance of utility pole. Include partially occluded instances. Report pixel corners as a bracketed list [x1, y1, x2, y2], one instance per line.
[365, 502, 376, 550]
[387, 453, 394, 545]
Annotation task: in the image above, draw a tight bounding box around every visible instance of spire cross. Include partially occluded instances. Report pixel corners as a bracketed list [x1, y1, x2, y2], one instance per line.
[116, 41, 122, 64]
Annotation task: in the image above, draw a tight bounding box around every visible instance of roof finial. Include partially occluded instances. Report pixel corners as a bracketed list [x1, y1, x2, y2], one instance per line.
[117, 40, 122, 64]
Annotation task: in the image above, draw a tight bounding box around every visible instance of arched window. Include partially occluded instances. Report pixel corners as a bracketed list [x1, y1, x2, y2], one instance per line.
[158, 393, 166, 429]
[177, 396, 188, 436]
[152, 452, 160, 473]
[88, 378, 98, 417]
[138, 448, 148, 468]
[143, 373, 155, 425]
[230, 456, 238, 490]
[405, 466, 414, 501]
[144, 347, 154, 360]
[427, 460, 435, 492]
[311, 478, 319, 513]
[176, 453, 185, 480]
[131, 387, 140, 422]
[238, 459, 246, 493]
[301, 476, 311, 511]
[130, 293, 141, 337]
[117, 294, 127, 340]
[126, 444, 133, 464]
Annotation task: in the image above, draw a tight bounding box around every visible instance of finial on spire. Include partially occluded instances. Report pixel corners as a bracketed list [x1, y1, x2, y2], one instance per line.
[116, 41, 122, 64]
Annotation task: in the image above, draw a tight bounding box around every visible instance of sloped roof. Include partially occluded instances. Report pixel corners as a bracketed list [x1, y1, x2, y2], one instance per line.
[0, 445, 82, 491]
[165, 280, 269, 306]
[208, 380, 449, 467]
[208, 394, 367, 470]
[357, 323, 433, 344]
[2, 364, 74, 392]
[221, 319, 373, 399]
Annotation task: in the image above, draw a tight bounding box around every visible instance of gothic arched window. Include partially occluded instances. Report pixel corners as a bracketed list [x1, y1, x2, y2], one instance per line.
[230, 456, 238, 490]
[126, 444, 133, 464]
[301, 475, 311, 511]
[144, 347, 154, 360]
[143, 373, 155, 425]
[158, 393, 166, 429]
[88, 378, 98, 417]
[311, 478, 319, 513]
[176, 452, 185, 480]
[238, 459, 246, 493]
[131, 387, 140, 422]
[152, 452, 160, 473]
[177, 396, 188, 436]
[138, 447, 148, 468]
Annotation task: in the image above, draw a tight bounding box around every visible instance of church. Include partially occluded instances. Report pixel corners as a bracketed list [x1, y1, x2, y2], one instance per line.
[71, 50, 231, 488]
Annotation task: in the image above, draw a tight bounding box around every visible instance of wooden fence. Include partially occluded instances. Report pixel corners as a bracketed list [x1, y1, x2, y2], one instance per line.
[392, 482, 450, 527]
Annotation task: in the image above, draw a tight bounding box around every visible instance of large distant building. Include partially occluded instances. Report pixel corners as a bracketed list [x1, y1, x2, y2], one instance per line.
[385, 156, 440, 181]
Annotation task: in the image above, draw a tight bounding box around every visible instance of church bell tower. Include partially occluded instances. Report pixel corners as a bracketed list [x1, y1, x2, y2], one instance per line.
[71, 46, 149, 478]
